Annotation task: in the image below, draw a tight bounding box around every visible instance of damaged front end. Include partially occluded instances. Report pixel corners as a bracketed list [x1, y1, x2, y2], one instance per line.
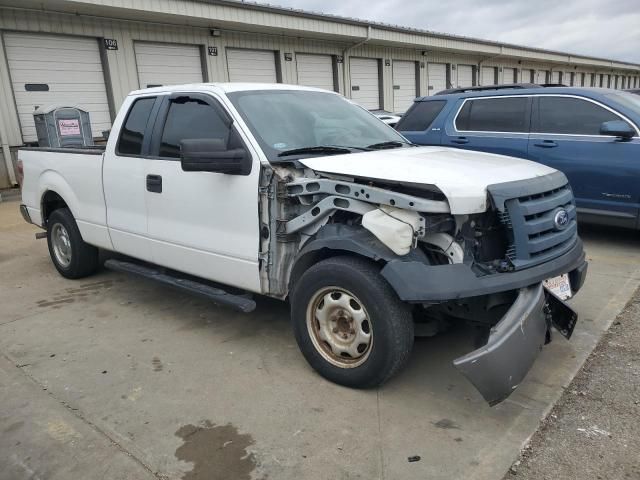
[258, 163, 587, 406]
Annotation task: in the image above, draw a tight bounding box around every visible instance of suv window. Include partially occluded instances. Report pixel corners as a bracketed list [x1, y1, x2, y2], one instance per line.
[455, 97, 528, 133]
[117, 97, 156, 155]
[159, 97, 230, 158]
[535, 97, 626, 135]
[396, 100, 446, 131]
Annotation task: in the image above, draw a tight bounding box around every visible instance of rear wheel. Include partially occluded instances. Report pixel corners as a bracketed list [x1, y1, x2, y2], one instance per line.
[291, 256, 414, 388]
[47, 208, 99, 279]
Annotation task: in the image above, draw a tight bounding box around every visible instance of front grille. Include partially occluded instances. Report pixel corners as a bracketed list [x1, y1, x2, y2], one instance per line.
[489, 173, 578, 270]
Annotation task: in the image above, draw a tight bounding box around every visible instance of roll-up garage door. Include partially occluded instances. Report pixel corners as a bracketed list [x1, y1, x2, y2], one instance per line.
[457, 65, 474, 88]
[536, 70, 548, 84]
[481, 66, 496, 85]
[585, 73, 594, 87]
[135, 42, 203, 88]
[227, 49, 278, 83]
[296, 54, 335, 91]
[502, 68, 516, 84]
[550, 71, 561, 84]
[427, 63, 447, 95]
[349, 58, 380, 110]
[392, 60, 416, 113]
[4, 32, 111, 143]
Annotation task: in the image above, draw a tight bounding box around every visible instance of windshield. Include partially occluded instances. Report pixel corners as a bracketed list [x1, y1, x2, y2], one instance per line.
[227, 90, 408, 161]
[604, 91, 640, 118]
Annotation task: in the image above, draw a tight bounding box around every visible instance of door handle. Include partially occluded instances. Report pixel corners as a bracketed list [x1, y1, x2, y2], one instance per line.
[533, 140, 558, 148]
[146, 174, 162, 193]
[452, 137, 469, 144]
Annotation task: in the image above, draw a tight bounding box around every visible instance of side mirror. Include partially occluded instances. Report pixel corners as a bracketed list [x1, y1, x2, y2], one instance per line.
[180, 139, 251, 175]
[600, 120, 635, 141]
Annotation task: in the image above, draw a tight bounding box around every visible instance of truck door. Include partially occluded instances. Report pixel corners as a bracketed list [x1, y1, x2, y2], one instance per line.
[144, 92, 262, 292]
[103, 95, 159, 261]
[528, 95, 640, 228]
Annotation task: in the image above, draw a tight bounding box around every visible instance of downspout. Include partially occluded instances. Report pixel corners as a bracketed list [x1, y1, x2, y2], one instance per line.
[342, 25, 372, 95]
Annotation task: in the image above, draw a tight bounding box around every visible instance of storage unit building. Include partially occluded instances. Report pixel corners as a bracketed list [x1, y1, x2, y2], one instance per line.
[0, 0, 639, 188]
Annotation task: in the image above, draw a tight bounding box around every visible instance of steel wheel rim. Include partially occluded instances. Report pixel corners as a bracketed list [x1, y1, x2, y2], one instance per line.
[306, 287, 373, 368]
[51, 223, 72, 268]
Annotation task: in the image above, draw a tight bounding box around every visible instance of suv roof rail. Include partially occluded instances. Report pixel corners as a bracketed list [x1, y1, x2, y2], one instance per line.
[434, 83, 543, 95]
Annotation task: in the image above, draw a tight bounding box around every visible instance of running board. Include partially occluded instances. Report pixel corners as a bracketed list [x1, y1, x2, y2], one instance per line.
[104, 259, 256, 313]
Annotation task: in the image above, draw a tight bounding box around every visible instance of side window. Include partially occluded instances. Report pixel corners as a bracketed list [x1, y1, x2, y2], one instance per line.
[455, 97, 528, 133]
[117, 97, 156, 155]
[159, 98, 231, 158]
[396, 100, 446, 131]
[535, 97, 627, 135]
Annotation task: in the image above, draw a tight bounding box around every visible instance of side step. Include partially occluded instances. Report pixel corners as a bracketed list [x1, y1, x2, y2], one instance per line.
[104, 259, 256, 313]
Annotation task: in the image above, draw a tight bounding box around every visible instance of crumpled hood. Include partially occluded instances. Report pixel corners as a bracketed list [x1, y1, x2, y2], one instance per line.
[299, 146, 558, 214]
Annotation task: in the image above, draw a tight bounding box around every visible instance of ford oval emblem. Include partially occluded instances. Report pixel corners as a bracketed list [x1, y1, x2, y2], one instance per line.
[554, 208, 570, 230]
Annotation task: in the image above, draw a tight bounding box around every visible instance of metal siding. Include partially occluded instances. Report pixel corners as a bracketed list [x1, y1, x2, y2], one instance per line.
[4, 32, 112, 143]
[392, 60, 416, 113]
[349, 57, 380, 110]
[226, 48, 278, 83]
[295, 53, 334, 91]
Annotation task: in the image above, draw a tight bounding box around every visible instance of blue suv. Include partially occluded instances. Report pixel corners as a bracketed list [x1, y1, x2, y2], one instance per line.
[397, 85, 640, 229]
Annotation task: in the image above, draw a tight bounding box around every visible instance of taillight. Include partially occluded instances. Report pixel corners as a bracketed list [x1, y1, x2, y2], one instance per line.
[17, 159, 24, 187]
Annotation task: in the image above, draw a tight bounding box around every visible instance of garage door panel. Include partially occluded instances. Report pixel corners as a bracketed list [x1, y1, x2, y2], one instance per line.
[134, 42, 203, 88]
[227, 49, 278, 83]
[4, 32, 111, 143]
[457, 65, 474, 87]
[427, 63, 447, 95]
[481, 66, 496, 85]
[503, 68, 516, 84]
[296, 54, 334, 91]
[392, 60, 416, 113]
[349, 58, 380, 110]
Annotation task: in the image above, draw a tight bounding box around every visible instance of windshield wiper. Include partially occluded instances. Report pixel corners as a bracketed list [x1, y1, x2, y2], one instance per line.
[277, 146, 353, 157]
[366, 140, 414, 150]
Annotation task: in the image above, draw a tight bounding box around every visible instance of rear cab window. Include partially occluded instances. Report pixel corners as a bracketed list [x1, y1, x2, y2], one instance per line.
[396, 100, 446, 131]
[116, 97, 156, 156]
[455, 96, 529, 133]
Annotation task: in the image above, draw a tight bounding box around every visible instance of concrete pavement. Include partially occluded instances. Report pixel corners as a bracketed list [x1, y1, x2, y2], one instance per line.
[1, 199, 639, 480]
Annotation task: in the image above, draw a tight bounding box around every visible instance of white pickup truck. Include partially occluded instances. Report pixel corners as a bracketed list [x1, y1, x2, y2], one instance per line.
[19, 83, 588, 405]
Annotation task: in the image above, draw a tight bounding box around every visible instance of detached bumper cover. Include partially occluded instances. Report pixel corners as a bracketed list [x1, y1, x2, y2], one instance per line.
[381, 238, 586, 302]
[19, 204, 32, 224]
[453, 283, 549, 406]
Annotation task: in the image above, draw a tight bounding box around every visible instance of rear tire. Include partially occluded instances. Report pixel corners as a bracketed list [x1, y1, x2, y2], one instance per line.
[47, 208, 99, 279]
[291, 256, 414, 388]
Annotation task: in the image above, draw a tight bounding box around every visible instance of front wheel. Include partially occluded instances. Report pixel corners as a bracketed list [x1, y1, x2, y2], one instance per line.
[291, 256, 414, 388]
[47, 208, 99, 279]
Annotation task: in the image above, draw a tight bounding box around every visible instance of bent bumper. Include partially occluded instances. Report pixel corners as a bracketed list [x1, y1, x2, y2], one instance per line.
[381, 238, 587, 302]
[19, 204, 32, 224]
[453, 283, 578, 406]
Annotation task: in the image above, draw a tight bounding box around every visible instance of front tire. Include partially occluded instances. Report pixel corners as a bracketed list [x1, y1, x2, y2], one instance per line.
[47, 208, 99, 279]
[291, 256, 414, 388]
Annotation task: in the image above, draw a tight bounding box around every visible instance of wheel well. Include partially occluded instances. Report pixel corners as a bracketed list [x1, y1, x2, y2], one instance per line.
[41, 191, 68, 226]
[288, 248, 385, 297]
